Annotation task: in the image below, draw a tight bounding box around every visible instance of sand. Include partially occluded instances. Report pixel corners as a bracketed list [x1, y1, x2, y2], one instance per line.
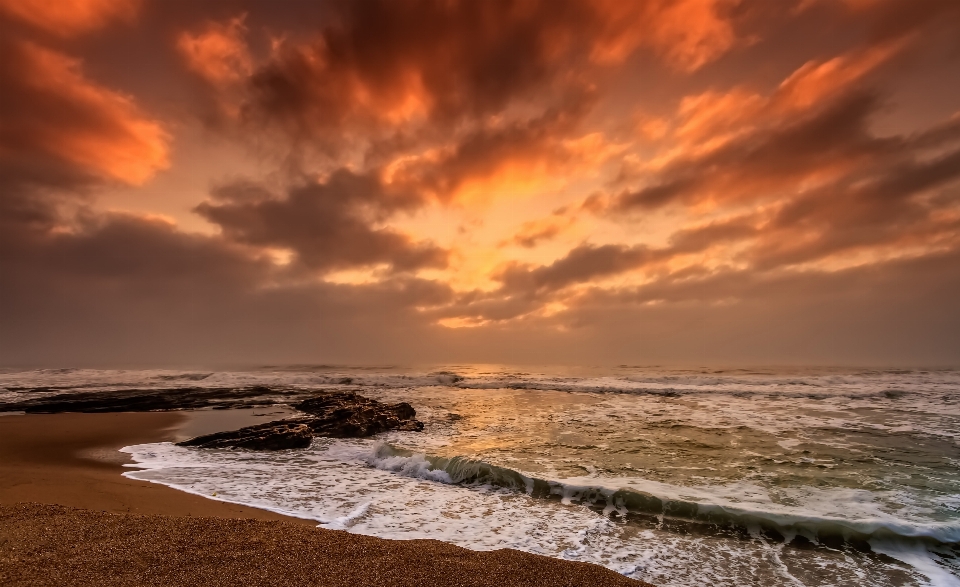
[0, 413, 651, 586]
[0, 412, 314, 524]
[0, 503, 649, 586]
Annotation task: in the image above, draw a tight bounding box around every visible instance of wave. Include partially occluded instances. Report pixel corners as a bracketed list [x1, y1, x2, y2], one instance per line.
[153, 373, 212, 381]
[366, 443, 960, 551]
[0, 381, 937, 409]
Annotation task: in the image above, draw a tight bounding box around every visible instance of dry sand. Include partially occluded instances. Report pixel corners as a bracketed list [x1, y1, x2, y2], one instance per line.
[0, 413, 651, 586]
[1, 503, 648, 586]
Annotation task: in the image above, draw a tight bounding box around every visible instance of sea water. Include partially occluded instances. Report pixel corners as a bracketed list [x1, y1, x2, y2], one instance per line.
[2, 365, 959, 586]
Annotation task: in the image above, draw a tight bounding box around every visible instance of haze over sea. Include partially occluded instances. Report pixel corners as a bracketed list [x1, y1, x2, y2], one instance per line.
[3, 365, 958, 586]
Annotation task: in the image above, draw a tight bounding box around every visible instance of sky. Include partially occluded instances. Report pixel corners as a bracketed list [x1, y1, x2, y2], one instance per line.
[1, 0, 959, 368]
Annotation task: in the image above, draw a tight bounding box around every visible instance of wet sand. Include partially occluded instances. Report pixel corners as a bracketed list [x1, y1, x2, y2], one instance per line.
[0, 413, 650, 586]
[0, 412, 313, 524]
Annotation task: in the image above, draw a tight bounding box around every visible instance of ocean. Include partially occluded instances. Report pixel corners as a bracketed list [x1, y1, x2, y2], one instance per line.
[2, 365, 959, 586]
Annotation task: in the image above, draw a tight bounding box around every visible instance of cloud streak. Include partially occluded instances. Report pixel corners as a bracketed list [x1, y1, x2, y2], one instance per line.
[0, 39, 169, 186]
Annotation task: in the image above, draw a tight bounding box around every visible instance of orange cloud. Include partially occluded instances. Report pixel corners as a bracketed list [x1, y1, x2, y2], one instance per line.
[0, 0, 139, 37]
[772, 37, 909, 111]
[211, 0, 743, 147]
[177, 15, 253, 86]
[674, 87, 765, 145]
[666, 38, 907, 152]
[624, 36, 914, 192]
[379, 92, 611, 204]
[1, 41, 169, 184]
[590, 0, 739, 70]
[389, 130, 620, 205]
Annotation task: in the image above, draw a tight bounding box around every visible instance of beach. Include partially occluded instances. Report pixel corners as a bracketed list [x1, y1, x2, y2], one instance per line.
[2, 366, 958, 585]
[0, 411, 648, 586]
[0, 412, 314, 523]
[3, 0, 958, 583]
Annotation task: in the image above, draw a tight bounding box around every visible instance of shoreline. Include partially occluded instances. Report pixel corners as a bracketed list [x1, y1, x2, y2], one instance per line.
[0, 411, 650, 586]
[0, 412, 316, 525]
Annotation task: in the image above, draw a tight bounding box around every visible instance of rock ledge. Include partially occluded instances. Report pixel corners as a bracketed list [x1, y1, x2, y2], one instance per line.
[176, 391, 423, 450]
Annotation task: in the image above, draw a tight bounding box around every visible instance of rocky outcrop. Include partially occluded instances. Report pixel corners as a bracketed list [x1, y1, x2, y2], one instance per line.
[0, 385, 423, 450]
[0, 386, 291, 413]
[175, 391, 424, 450]
[293, 392, 423, 437]
[177, 422, 314, 450]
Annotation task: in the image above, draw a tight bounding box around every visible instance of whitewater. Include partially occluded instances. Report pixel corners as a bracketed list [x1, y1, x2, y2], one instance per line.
[2, 365, 959, 586]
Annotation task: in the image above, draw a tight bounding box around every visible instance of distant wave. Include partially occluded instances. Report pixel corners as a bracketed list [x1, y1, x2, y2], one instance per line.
[3, 366, 959, 404]
[3, 377, 945, 399]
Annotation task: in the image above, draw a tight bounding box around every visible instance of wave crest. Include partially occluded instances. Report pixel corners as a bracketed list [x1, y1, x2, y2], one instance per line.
[366, 442, 960, 550]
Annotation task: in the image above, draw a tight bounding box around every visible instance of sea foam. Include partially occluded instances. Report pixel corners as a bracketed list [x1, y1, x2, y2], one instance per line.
[122, 439, 958, 587]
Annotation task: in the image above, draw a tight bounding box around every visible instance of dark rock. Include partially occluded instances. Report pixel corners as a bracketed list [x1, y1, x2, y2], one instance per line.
[177, 422, 313, 450]
[175, 391, 423, 450]
[293, 392, 423, 437]
[0, 386, 289, 413]
[2, 385, 424, 450]
[396, 419, 426, 431]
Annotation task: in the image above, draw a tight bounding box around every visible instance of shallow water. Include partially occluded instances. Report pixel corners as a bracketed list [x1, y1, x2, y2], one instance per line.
[3, 365, 959, 585]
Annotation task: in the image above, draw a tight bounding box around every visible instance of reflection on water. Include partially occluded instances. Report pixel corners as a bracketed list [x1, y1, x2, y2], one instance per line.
[174, 405, 301, 443]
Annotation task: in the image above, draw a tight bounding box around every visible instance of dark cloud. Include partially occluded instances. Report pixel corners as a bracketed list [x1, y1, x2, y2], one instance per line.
[497, 245, 653, 296]
[666, 217, 759, 254]
[613, 92, 891, 211]
[4, 212, 959, 366]
[855, 0, 960, 44]
[0, 207, 456, 366]
[437, 244, 660, 324]
[196, 170, 448, 272]
[169, 1, 743, 207]
[552, 249, 960, 365]
[246, 0, 563, 132]
[238, 0, 741, 136]
[745, 147, 960, 269]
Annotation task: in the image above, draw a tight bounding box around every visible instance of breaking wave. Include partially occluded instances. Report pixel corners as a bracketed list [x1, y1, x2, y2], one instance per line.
[366, 442, 960, 550]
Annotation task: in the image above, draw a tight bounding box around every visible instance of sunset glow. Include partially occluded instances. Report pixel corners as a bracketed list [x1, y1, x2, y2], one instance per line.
[2, 0, 959, 365]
